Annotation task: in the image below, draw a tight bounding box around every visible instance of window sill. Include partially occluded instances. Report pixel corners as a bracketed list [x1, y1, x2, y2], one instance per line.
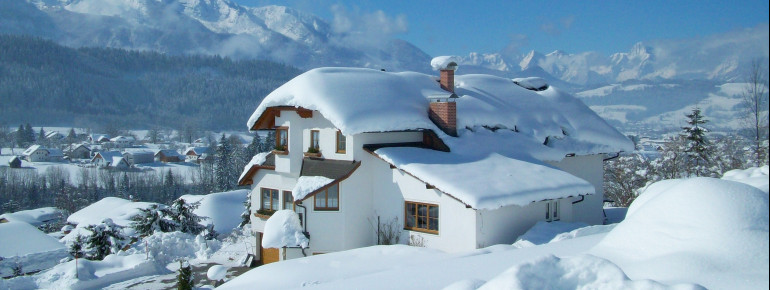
[404, 228, 439, 235]
[272, 150, 289, 155]
[254, 213, 272, 220]
[303, 152, 322, 158]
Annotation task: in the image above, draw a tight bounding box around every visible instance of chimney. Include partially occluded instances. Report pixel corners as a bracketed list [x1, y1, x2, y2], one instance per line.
[429, 57, 459, 137]
[429, 100, 457, 137]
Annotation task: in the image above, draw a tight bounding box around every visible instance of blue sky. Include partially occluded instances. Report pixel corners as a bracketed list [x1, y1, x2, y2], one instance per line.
[234, 0, 769, 57]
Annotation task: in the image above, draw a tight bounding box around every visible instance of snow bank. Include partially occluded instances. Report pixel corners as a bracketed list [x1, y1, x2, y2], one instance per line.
[291, 176, 334, 201]
[549, 224, 617, 244]
[261, 210, 308, 249]
[592, 177, 770, 289]
[0, 207, 62, 226]
[721, 165, 769, 193]
[67, 197, 157, 228]
[33, 254, 163, 290]
[512, 221, 590, 248]
[179, 189, 249, 234]
[0, 221, 69, 277]
[207, 265, 227, 281]
[125, 231, 221, 265]
[476, 255, 700, 290]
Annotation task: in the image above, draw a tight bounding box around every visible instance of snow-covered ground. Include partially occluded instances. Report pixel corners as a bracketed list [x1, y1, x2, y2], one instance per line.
[220, 170, 769, 289]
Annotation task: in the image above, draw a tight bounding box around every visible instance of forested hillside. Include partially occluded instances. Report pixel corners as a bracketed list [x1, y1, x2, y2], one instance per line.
[0, 34, 301, 130]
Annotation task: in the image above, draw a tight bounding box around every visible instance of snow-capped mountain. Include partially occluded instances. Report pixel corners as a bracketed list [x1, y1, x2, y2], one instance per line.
[4, 0, 431, 72]
[456, 25, 768, 87]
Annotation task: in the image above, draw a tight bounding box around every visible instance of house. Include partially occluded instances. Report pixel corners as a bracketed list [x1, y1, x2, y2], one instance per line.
[91, 151, 129, 168]
[122, 149, 154, 165]
[110, 136, 135, 148]
[238, 59, 634, 265]
[184, 147, 210, 163]
[21, 145, 64, 162]
[45, 131, 64, 141]
[155, 149, 183, 163]
[8, 156, 22, 168]
[88, 134, 111, 144]
[63, 143, 92, 160]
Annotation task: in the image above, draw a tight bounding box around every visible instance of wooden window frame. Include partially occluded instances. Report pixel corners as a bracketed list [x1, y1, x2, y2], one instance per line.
[275, 127, 289, 153]
[310, 130, 320, 151]
[404, 201, 439, 234]
[314, 183, 340, 211]
[261, 188, 280, 211]
[283, 191, 294, 210]
[336, 130, 346, 154]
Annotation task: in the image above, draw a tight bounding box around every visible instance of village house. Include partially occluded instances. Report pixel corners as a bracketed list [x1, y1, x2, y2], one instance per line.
[63, 143, 92, 160]
[110, 136, 136, 148]
[88, 134, 111, 144]
[122, 149, 155, 166]
[91, 151, 129, 168]
[184, 147, 210, 163]
[238, 58, 633, 264]
[155, 149, 183, 163]
[21, 145, 64, 162]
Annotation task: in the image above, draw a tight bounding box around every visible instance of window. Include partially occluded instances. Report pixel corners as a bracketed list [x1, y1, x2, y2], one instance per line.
[310, 130, 320, 151]
[404, 201, 439, 234]
[275, 127, 288, 151]
[546, 200, 560, 222]
[314, 183, 339, 211]
[336, 130, 346, 153]
[283, 191, 294, 210]
[261, 188, 279, 211]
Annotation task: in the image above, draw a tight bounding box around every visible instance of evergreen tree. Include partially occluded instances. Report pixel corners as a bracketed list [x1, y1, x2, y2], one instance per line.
[85, 219, 126, 260]
[38, 127, 46, 144]
[16, 124, 25, 147]
[117, 173, 130, 199]
[245, 132, 262, 158]
[239, 191, 252, 228]
[24, 123, 35, 145]
[67, 128, 77, 143]
[215, 134, 235, 191]
[168, 199, 206, 235]
[164, 170, 177, 203]
[69, 235, 85, 259]
[681, 108, 711, 176]
[129, 204, 175, 236]
[176, 260, 194, 290]
[263, 131, 275, 153]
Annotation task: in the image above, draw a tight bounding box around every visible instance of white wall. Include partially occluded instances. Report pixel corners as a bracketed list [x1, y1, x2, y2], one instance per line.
[547, 154, 605, 225]
[475, 198, 573, 248]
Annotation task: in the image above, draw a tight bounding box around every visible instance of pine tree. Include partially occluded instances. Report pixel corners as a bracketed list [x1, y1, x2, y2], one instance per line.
[16, 124, 25, 147]
[245, 132, 262, 158]
[215, 134, 235, 191]
[38, 127, 46, 144]
[24, 123, 35, 145]
[176, 260, 194, 290]
[117, 173, 130, 199]
[239, 191, 251, 228]
[69, 235, 85, 259]
[85, 219, 126, 260]
[681, 107, 711, 176]
[129, 204, 175, 236]
[263, 131, 275, 153]
[169, 199, 206, 235]
[67, 128, 77, 143]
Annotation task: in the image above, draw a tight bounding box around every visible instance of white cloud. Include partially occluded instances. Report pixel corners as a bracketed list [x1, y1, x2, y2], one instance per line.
[329, 4, 408, 49]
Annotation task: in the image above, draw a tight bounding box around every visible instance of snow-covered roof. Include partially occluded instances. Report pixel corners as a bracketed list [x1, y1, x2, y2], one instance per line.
[185, 147, 210, 155]
[0, 221, 66, 257]
[371, 130, 596, 210]
[110, 136, 135, 142]
[0, 207, 62, 227]
[247, 67, 632, 156]
[22, 144, 43, 156]
[156, 149, 182, 157]
[238, 152, 273, 185]
[66, 197, 157, 229]
[93, 150, 123, 161]
[261, 210, 308, 249]
[111, 156, 127, 167]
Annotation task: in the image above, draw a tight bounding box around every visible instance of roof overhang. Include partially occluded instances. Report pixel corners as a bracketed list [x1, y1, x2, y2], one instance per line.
[250, 106, 314, 130]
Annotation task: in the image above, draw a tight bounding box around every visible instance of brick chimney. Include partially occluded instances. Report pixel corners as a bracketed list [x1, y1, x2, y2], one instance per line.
[429, 100, 457, 137]
[440, 68, 455, 92]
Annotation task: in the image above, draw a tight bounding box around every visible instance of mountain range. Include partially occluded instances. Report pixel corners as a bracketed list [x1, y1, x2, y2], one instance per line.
[1, 0, 768, 133]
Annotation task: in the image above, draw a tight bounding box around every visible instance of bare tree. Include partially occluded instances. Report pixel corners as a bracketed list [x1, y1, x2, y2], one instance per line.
[742, 59, 770, 166]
